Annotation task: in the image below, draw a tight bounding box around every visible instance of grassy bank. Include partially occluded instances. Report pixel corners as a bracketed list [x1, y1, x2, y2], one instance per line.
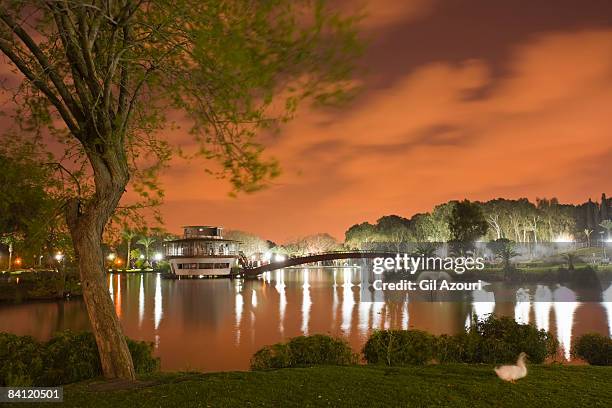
[28, 365, 612, 407]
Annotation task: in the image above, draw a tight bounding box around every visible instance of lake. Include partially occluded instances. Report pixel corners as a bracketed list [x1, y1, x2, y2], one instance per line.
[0, 267, 611, 371]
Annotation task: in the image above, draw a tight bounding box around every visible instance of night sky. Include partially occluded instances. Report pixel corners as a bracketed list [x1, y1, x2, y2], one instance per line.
[7, 1, 612, 241]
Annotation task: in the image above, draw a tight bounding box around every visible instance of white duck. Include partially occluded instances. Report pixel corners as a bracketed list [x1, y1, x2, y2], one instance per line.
[494, 352, 528, 383]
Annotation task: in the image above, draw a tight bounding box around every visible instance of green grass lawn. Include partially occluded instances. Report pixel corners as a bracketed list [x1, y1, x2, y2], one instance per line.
[22, 364, 612, 408]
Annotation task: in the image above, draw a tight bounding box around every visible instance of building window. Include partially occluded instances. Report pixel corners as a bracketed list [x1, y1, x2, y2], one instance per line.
[214, 263, 230, 269]
[198, 263, 215, 269]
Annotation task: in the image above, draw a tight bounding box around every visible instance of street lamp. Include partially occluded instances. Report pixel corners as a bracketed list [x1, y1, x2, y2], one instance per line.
[54, 252, 64, 262]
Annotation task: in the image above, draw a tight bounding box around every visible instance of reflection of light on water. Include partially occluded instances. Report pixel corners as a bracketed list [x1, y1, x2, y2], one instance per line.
[235, 290, 244, 344]
[534, 285, 552, 332]
[372, 302, 385, 329]
[275, 270, 286, 334]
[341, 268, 354, 333]
[115, 276, 122, 318]
[553, 285, 579, 360]
[371, 286, 385, 330]
[602, 283, 612, 338]
[358, 283, 371, 334]
[252, 289, 257, 307]
[466, 288, 495, 328]
[138, 275, 145, 328]
[154, 274, 163, 330]
[514, 288, 530, 324]
[302, 269, 311, 335]
[401, 299, 409, 330]
[108, 275, 113, 297]
[332, 270, 339, 324]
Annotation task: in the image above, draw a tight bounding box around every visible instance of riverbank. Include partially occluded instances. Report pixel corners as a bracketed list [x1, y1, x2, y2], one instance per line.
[0, 270, 81, 302]
[43, 365, 612, 407]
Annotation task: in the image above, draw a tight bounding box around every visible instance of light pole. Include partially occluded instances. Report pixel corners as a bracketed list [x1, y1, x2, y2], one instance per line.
[55, 252, 65, 297]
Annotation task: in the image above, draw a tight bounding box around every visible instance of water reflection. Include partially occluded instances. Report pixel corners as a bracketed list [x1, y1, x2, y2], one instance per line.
[553, 285, 579, 360]
[1, 269, 610, 372]
[302, 269, 311, 335]
[235, 286, 243, 345]
[139, 276, 145, 328]
[534, 285, 552, 332]
[514, 288, 530, 325]
[602, 283, 612, 338]
[275, 270, 286, 334]
[341, 268, 354, 333]
[115, 275, 122, 318]
[466, 286, 495, 328]
[154, 274, 163, 330]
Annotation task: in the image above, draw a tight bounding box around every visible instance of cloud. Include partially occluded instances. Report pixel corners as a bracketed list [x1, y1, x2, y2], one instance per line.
[158, 28, 612, 241]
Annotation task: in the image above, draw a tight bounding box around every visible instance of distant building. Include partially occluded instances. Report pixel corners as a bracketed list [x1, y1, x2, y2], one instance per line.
[164, 226, 241, 277]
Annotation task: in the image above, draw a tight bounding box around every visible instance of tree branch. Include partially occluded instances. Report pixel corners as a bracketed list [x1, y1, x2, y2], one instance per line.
[0, 38, 80, 134]
[0, 8, 84, 124]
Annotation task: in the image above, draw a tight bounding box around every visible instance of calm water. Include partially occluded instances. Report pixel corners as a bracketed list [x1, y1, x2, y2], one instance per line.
[0, 267, 611, 371]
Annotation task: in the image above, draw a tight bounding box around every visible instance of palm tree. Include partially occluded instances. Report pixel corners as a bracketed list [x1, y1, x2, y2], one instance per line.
[122, 229, 136, 269]
[0, 235, 16, 271]
[584, 229, 593, 247]
[137, 236, 156, 268]
[563, 253, 581, 271]
[600, 220, 612, 242]
[487, 238, 519, 280]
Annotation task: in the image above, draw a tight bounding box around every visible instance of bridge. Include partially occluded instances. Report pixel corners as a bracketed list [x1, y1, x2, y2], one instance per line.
[241, 251, 397, 277]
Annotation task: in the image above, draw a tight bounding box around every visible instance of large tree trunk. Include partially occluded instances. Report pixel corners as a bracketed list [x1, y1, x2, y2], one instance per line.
[66, 148, 135, 381]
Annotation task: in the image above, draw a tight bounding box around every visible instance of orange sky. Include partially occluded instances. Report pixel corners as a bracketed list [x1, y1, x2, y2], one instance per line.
[3, 1, 612, 242]
[154, 0, 612, 242]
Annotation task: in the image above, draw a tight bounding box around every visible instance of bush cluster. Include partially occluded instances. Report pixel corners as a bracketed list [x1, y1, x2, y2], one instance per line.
[362, 330, 435, 366]
[571, 333, 612, 366]
[252, 316, 561, 370]
[363, 315, 558, 366]
[0, 331, 159, 386]
[250, 334, 357, 370]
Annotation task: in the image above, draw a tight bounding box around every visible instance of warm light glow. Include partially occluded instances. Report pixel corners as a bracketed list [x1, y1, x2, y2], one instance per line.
[553, 233, 575, 243]
[274, 254, 286, 262]
[54, 253, 64, 262]
[107, 253, 116, 261]
[14, 258, 22, 265]
[153, 252, 163, 261]
[114, 258, 123, 265]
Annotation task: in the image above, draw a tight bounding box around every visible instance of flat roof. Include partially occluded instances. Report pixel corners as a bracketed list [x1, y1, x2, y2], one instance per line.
[182, 225, 223, 228]
[165, 238, 240, 243]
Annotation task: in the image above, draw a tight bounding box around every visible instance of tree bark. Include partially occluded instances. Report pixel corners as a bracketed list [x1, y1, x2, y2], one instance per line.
[65, 147, 135, 381]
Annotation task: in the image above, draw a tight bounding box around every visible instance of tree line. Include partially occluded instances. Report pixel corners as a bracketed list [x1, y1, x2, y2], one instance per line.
[345, 197, 611, 249]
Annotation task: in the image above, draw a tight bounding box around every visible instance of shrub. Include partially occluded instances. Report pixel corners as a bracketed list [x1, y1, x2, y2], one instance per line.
[287, 335, 357, 366]
[0, 331, 159, 386]
[0, 333, 44, 386]
[366, 316, 559, 366]
[251, 334, 357, 370]
[127, 338, 161, 374]
[250, 343, 291, 370]
[469, 315, 558, 364]
[572, 333, 612, 366]
[40, 331, 101, 386]
[362, 330, 435, 366]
